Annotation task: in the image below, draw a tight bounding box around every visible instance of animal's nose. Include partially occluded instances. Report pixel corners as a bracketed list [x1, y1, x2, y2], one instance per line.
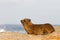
[21, 20, 22, 22]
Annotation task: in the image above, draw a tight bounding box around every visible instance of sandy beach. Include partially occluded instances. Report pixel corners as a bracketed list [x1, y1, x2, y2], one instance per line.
[0, 26, 60, 40]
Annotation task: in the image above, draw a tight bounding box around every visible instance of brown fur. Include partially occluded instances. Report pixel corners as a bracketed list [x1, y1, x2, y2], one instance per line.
[21, 18, 55, 35]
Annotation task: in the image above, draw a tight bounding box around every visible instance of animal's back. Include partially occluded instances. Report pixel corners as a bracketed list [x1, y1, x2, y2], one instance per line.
[44, 23, 55, 33]
[32, 23, 55, 35]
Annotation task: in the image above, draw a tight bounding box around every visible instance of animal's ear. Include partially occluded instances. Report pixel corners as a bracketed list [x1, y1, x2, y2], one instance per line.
[29, 19, 31, 21]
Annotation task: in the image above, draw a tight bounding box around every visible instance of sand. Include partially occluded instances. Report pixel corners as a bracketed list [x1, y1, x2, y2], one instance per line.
[0, 26, 60, 40]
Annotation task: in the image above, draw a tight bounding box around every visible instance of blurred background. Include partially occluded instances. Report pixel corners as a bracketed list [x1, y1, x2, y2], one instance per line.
[0, 0, 60, 33]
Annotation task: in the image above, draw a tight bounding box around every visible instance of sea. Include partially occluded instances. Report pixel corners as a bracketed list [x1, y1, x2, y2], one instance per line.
[0, 24, 60, 34]
[0, 24, 27, 34]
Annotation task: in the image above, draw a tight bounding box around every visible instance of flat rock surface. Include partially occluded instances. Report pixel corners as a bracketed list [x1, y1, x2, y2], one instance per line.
[0, 26, 60, 40]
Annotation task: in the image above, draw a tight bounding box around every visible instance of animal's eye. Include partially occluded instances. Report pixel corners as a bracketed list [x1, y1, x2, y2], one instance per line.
[28, 19, 30, 22]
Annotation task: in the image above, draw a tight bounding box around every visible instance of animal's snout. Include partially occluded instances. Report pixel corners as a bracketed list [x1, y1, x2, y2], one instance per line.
[21, 20, 25, 23]
[21, 20, 23, 23]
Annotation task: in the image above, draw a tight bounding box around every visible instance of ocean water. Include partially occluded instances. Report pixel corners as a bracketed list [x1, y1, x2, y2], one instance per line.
[0, 24, 59, 34]
[0, 24, 27, 34]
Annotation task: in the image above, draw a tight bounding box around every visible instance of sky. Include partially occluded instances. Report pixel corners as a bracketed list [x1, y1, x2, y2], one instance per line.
[0, 0, 60, 25]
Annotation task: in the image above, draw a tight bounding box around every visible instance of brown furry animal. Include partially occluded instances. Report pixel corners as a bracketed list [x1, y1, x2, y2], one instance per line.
[21, 18, 55, 35]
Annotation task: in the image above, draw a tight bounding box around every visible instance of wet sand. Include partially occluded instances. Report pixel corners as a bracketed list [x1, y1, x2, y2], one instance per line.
[0, 26, 60, 40]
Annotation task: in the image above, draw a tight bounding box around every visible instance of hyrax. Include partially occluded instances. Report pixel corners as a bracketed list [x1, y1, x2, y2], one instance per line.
[21, 18, 55, 35]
